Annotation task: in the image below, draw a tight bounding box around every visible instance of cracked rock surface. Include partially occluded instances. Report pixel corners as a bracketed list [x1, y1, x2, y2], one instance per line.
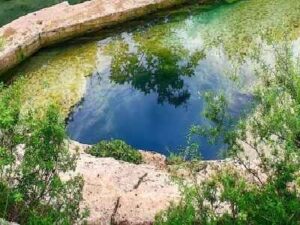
[70, 141, 180, 225]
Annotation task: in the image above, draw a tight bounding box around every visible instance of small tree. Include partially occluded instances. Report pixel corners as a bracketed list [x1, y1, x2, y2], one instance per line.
[0, 85, 86, 224]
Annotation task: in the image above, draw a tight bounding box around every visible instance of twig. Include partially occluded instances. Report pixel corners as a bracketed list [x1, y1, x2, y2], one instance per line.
[133, 173, 148, 190]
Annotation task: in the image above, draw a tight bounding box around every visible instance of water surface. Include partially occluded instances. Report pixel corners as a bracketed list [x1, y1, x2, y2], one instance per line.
[3, 0, 300, 159]
[67, 34, 252, 159]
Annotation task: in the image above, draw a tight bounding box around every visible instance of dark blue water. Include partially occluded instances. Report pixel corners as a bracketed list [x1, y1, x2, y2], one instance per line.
[67, 31, 252, 159]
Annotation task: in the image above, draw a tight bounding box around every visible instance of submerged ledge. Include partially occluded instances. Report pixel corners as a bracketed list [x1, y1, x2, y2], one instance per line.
[0, 0, 194, 75]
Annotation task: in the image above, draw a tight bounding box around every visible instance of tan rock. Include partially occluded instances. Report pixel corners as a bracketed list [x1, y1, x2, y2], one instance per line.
[75, 152, 180, 225]
[139, 150, 167, 170]
[69, 140, 264, 225]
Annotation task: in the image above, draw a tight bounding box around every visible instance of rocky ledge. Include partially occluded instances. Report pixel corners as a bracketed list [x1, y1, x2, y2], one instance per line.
[69, 141, 180, 225]
[0, 0, 189, 75]
[69, 141, 255, 225]
[7, 140, 259, 225]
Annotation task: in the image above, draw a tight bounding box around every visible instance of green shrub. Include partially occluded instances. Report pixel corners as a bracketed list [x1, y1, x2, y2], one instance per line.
[166, 153, 185, 165]
[155, 201, 196, 225]
[156, 170, 300, 225]
[0, 84, 87, 225]
[87, 140, 142, 164]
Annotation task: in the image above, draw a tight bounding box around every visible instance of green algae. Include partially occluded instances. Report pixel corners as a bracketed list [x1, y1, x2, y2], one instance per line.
[2, 0, 300, 117]
[101, 0, 300, 73]
[197, 0, 300, 59]
[4, 41, 97, 117]
[97, 0, 300, 97]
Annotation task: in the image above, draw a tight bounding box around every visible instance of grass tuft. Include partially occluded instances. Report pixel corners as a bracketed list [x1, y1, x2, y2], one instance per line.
[86, 139, 143, 164]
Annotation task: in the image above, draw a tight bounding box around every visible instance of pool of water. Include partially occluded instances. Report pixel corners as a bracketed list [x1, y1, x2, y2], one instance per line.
[67, 33, 253, 159]
[3, 0, 300, 159]
[67, 3, 258, 159]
